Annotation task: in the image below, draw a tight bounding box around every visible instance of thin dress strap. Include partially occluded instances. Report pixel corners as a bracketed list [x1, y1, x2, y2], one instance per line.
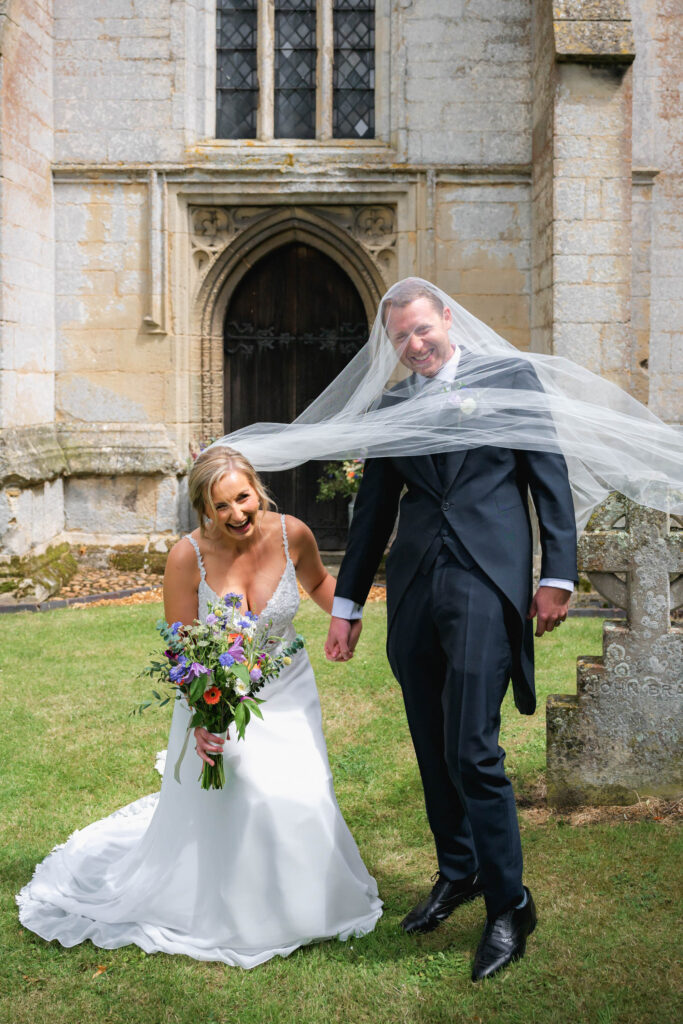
[184, 534, 206, 582]
[280, 513, 291, 562]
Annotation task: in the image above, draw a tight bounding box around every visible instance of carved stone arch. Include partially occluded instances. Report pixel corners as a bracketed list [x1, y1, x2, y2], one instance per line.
[194, 206, 389, 436]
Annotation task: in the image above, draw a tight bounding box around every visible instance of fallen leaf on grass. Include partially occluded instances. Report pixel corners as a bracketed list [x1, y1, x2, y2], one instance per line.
[92, 964, 107, 978]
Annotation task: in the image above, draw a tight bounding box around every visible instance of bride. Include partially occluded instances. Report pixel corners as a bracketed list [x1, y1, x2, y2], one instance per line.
[17, 446, 382, 968]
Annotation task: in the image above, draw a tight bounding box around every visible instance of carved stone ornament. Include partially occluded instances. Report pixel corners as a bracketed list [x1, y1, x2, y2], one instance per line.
[317, 204, 397, 278]
[546, 494, 683, 807]
[579, 492, 683, 612]
[189, 204, 397, 284]
[190, 206, 266, 278]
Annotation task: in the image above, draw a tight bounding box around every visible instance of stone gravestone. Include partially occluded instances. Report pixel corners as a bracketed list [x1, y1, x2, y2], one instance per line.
[546, 494, 683, 806]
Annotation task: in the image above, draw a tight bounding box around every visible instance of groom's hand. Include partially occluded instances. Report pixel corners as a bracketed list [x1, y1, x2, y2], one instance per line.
[528, 585, 571, 637]
[324, 616, 362, 661]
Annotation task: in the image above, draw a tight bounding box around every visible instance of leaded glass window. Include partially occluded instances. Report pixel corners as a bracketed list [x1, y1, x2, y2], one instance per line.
[333, 1, 374, 139]
[216, 0, 258, 140]
[215, 0, 376, 142]
[275, 1, 317, 139]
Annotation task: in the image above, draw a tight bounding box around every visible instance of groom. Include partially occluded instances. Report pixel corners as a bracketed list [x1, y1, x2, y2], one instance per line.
[325, 279, 577, 981]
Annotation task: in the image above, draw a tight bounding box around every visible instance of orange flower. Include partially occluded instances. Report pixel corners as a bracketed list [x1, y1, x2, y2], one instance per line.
[203, 686, 221, 705]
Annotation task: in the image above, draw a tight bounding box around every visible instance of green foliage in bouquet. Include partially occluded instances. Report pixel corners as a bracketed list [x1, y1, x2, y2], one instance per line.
[133, 593, 305, 789]
[315, 459, 364, 503]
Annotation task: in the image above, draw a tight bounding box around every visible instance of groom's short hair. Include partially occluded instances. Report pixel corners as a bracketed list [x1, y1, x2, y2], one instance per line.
[381, 280, 444, 327]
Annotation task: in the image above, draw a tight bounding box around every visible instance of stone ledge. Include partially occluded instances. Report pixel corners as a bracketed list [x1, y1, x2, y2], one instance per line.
[554, 21, 635, 63]
[553, 0, 634, 64]
[0, 423, 184, 487]
[553, 0, 631, 19]
[0, 425, 67, 487]
[57, 423, 184, 477]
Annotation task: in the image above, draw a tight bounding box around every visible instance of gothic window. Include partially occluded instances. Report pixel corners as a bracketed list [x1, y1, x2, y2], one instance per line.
[274, 1, 317, 139]
[333, 1, 374, 140]
[216, 0, 375, 141]
[216, 0, 258, 141]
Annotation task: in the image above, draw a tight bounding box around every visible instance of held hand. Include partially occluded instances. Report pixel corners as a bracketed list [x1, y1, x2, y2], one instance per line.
[194, 726, 229, 766]
[527, 585, 571, 637]
[324, 616, 362, 662]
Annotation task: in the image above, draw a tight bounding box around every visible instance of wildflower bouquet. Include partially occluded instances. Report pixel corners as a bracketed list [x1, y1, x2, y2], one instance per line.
[134, 593, 305, 790]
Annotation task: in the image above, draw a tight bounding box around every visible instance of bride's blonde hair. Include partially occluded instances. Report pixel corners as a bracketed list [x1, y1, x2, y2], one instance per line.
[188, 446, 274, 535]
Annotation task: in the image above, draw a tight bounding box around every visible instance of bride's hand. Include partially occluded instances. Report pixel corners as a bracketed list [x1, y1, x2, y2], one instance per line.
[194, 727, 228, 766]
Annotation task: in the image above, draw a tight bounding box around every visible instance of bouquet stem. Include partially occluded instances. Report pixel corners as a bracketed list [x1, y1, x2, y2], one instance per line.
[200, 755, 226, 790]
[199, 728, 229, 790]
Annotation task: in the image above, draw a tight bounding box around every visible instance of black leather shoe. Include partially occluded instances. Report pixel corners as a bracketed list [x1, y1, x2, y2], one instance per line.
[471, 887, 537, 981]
[400, 871, 483, 934]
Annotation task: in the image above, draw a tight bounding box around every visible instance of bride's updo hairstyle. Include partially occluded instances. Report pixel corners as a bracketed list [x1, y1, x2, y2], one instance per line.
[189, 446, 274, 534]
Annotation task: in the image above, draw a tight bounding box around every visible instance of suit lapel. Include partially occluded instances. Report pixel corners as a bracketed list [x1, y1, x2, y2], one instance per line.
[388, 359, 476, 494]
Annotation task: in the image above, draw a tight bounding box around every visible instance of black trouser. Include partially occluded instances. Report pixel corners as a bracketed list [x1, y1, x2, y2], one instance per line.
[387, 545, 524, 920]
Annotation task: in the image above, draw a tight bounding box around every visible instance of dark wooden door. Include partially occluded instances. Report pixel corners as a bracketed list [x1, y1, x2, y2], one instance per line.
[223, 242, 368, 548]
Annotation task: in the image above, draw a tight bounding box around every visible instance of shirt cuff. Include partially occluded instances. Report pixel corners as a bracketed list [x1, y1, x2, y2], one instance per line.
[539, 578, 574, 593]
[332, 596, 364, 620]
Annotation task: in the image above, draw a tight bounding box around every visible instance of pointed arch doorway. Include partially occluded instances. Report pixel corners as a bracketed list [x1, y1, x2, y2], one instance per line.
[223, 242, 368, 548]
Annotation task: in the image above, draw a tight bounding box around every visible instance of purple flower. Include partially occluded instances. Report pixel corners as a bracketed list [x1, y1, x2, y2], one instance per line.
[170, 621, 183, 634]
[249, 667, 262, 683]
[169, 663, 187, 683]
[223, 592, 243, 604]
[186, 662, 209, 680]
[205, 613, 217, 625]
[227, 640, 246, 663]
[218, 651, 235, 668]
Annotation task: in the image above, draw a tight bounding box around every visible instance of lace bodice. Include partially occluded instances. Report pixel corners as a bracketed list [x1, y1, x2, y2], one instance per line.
[184, 514, 299, 641]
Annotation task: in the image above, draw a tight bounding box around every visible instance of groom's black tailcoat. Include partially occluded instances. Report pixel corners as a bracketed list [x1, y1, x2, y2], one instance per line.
[335, 357, 578, 917]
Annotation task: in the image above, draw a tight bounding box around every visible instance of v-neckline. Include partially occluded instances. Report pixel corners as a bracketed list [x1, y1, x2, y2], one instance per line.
[201, 556, 292, 621]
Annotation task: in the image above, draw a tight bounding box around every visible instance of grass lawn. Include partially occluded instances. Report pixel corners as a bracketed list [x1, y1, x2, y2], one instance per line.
[0, 602, 679, 1024]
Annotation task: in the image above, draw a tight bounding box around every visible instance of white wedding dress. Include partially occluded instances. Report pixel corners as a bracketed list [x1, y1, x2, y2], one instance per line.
[17, 516, 382, 968]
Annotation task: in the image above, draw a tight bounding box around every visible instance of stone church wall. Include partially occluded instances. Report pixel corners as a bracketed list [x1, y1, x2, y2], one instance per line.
[0, 0, 63, 557]
[631, 0, 682, 422]
[0, 0, 681, 579]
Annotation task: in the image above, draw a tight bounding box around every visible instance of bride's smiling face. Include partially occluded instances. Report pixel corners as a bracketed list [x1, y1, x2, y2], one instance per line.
[207, 470, 261, 542]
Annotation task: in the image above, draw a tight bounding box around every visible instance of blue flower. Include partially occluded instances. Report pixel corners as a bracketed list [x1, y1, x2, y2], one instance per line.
[218, 652, 235, 668]
[223, 592, 243, 604]
[170, 621, 183, 634]
[169, 664, 187, 683]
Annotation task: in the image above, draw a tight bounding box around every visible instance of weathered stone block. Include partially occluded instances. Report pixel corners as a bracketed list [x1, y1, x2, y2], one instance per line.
[0, 541, 77, 603]
[547, 626, 683, 805]
[547, 498, 683, 806]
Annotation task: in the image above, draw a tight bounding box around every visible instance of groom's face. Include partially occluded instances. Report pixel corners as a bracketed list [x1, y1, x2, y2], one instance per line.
[385, 297, 454, 377]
